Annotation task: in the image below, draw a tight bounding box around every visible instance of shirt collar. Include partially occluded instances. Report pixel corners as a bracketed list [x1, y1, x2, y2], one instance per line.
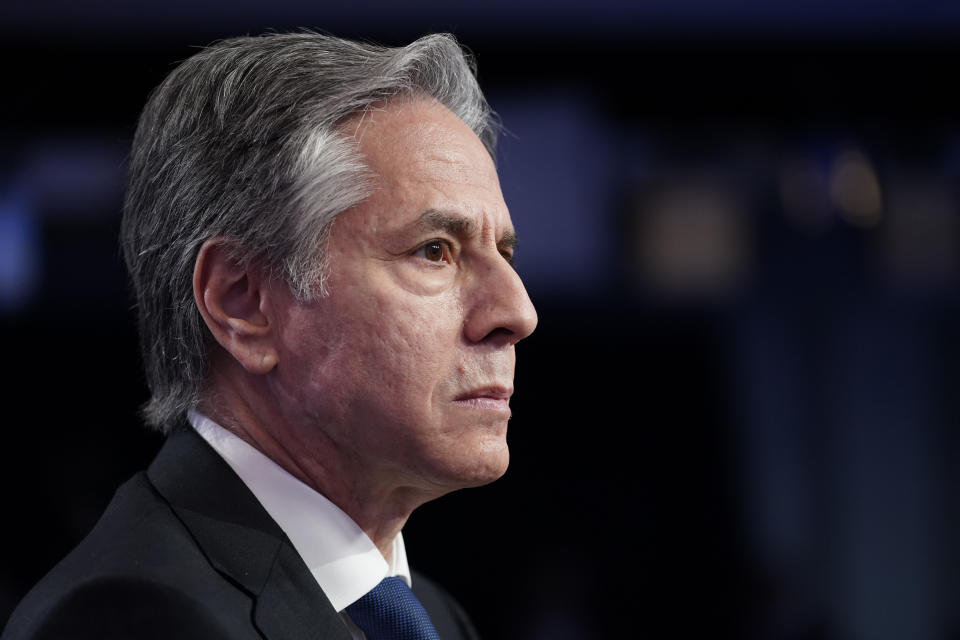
[187, 410, 411, 612]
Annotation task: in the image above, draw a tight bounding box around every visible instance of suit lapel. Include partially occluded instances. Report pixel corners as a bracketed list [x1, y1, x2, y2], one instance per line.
[147, 427, 352, 640]
[254, 542, 352, 640]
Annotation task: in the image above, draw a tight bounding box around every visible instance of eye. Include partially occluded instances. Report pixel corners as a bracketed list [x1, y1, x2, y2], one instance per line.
[417, 239, 452, 263]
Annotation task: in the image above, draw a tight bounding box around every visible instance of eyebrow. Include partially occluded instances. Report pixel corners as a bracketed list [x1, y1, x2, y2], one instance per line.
[415, 209, 519, 251]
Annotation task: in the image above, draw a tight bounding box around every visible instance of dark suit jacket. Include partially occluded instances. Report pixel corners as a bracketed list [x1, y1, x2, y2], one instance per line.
[2, 427, 481, 640]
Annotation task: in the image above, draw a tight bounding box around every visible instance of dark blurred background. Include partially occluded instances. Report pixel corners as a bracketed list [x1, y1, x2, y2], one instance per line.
[3, 1, 960, 638]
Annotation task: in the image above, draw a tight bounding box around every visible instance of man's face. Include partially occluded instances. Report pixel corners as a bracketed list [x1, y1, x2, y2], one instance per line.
[267, 98, 537, 496]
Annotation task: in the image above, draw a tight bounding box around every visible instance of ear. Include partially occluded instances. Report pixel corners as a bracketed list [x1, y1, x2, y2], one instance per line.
[193, 237, 279, 375]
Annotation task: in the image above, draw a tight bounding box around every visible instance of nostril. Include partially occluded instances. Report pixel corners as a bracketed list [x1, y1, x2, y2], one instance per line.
[485, 327, 513, 341]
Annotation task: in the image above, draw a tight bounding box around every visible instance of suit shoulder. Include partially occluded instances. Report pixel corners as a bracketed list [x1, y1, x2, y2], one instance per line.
[2, 574, 236, 640]
[412, 571, 482, 640]
[30, 472, 209, 581]
[3, 473, 256, 640]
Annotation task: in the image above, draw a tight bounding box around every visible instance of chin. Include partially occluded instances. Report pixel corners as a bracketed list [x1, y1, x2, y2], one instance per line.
[412, 421, 511, 492]
[448, 439, 510, 489]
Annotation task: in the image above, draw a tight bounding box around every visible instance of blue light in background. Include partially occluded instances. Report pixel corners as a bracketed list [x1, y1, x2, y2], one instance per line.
[495, 90, 621, 297]
[0, 185, 40, 313]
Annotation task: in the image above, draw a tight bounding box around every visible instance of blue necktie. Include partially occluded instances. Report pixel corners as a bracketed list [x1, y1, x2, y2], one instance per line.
[346, 576, 442, 640]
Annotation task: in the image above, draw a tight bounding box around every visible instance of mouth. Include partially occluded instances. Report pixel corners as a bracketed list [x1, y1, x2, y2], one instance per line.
[454, 386, 513, 415]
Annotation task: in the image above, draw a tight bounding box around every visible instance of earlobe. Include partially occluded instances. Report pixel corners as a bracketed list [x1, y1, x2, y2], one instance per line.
[193, 238, 280, 374]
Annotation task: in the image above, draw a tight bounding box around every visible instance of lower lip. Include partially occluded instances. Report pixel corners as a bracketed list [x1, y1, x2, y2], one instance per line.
[455, 397, 512, 415]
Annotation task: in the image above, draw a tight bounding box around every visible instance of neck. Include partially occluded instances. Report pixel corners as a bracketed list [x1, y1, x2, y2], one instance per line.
[198, 367, 439, 560]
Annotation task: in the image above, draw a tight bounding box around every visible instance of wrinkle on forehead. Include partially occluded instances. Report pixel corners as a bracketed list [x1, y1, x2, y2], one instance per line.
[343, 97, 492, 176]
[335, 96, 510, 244]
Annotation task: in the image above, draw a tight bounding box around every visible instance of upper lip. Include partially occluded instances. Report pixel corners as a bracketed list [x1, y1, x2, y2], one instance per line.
[456, 385, 513, 401]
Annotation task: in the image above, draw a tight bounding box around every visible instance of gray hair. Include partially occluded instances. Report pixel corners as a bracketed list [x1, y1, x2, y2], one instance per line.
[120, 31, 499, 432]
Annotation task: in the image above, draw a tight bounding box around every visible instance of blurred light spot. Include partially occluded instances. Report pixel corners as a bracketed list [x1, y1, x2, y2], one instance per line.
[830, 149, 883, 228]
[635, 180, 749, 298]
[0, 188, 41, 312]
[495, 93, 617, 295]
[779, 156, 832, 235]
[880, 178, 958, 290]
[23, 137, 126, 220]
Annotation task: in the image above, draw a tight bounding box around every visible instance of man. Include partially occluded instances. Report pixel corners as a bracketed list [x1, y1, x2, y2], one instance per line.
[3, 31, 536, 640]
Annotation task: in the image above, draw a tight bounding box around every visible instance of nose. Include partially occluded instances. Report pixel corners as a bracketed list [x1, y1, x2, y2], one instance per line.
[463, 254, 538, 345]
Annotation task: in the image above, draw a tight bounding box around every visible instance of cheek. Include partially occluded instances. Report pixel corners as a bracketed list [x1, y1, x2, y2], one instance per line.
[379, 286, 462, 353]
[339, 289, 465, 405]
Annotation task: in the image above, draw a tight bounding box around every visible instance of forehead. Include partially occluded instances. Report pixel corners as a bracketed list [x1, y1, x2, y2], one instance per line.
[346, 97, 488, 170]
[339, 97, 510, 233]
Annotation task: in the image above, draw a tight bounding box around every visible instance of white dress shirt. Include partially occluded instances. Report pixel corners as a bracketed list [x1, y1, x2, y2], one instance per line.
[188, 411, 410, 639]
